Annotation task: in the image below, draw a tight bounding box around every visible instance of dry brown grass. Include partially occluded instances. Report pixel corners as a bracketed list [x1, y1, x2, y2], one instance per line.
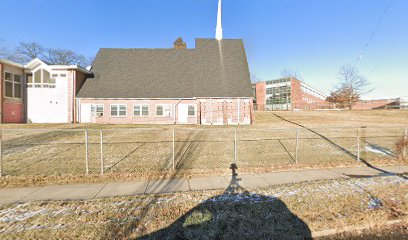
[0, 175, 406, 239]
[0, 110, 407, 188]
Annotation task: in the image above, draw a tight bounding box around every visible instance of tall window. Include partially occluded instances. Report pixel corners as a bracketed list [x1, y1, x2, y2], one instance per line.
[156, 104, 172, 117]
[111, 104, 127, 117]
[4, 72, 22, 98]
[134, 104, 149, 116]
[91, 105, 104, 117]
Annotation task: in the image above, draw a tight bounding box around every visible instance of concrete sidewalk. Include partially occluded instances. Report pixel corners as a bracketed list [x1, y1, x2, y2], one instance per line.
[1, 165, 407, 205]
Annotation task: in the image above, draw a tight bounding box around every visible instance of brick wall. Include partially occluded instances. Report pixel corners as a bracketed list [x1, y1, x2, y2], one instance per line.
[1, 63, 25, 123]
[353, 99, 399, 110]
[79, 98, 253, 125]
[0, 63, 3, 123]
[291, 78, 331, 110]
[254, 82, 266, 111]
[3, 102, 23, 123]
[198, 98, 252, 125]
[79, 99, 198, 125]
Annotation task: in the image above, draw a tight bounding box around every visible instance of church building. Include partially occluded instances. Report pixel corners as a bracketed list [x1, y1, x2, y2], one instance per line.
[1, 0, 254, 125]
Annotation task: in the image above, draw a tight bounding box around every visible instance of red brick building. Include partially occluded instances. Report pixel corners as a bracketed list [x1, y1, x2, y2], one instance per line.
[253, 77, 330, 111]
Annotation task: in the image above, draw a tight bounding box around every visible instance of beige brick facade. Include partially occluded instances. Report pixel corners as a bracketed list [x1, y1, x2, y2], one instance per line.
[78, 98, 253, 125]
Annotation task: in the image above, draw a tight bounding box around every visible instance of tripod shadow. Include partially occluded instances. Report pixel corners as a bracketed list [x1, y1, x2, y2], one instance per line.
[139, 164, 312, 239]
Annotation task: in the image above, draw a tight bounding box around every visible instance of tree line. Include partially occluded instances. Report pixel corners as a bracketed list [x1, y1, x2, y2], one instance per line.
[0, 41, 93, 68]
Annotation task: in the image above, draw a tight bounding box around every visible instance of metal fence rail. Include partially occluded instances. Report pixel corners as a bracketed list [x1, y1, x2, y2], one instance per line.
[0, 126, 407, 178]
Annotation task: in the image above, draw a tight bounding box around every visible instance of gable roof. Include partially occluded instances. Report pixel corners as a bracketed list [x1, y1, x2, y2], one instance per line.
[77, 39, 252, 99]
[0, 59, 24, 68]
[25, 58, 92, 74]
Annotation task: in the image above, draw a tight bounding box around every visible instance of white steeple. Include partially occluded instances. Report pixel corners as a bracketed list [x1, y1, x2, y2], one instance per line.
[216, 0, 223, 41]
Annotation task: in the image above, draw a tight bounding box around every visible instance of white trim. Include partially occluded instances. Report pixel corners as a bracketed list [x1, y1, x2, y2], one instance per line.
[0, 59, 24, 68]
[91, 104, 104, 117]
[24, 58, 92, 74]
[155, 104, 172, 117]
[109, 104, 127, 118]
[187, 104, 196, 117]
[237, 98, 240, 125]
[133, 104, 149, 117]
[3, 71, 22, 99]
[76, 97, 253, 100]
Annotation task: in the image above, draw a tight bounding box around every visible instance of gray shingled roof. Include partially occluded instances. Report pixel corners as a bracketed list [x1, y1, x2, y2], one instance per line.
[77, 39, 252, 99]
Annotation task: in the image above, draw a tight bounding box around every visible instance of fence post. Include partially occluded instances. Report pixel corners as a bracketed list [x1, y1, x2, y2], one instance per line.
[404, 127, 408, 160]
[100, 130, 104, 175]
[295, 128, 300, 164]
[85, 129, 89, 174]
[0, 130, 2, 177]
[357, 127, 360, 162]
[172, 129, 175, 170]
[234, 130, 237, 164]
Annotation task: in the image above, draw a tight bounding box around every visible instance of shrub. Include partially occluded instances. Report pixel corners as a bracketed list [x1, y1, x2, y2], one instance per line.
[396, 137, 408, 160]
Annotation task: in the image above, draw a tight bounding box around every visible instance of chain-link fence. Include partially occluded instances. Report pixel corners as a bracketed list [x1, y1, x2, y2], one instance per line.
[0, 126, 407, 178]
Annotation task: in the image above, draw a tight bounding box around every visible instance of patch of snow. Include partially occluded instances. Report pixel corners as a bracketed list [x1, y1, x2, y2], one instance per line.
[365, 144, 395, 156]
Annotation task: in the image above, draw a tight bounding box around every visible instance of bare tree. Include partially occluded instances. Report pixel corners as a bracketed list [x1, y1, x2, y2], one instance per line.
[174, 37, 187, 49]
[281, 68, 303, 80]
[45, 48, 83, 65]
[0, 39, 8, 58]
[250, 71, 260, 83]
[328, 64, 372, 109]
[16, 42, 45, 62]
[11, 41, 92, 67]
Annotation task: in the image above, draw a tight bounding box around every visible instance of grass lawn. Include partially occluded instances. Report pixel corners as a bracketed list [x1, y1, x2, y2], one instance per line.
[0, 110, 407, 188]
[0, 175, 406, 239]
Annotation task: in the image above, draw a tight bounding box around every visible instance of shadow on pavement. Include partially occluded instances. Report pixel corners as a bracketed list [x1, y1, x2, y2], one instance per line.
[138, 163, 312, 239]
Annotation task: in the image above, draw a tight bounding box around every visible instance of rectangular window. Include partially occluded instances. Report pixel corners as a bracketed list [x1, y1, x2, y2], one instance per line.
[52, 74, 59, 78]
[14, 75, 21, 83]
[14, 83, 22, 98]
[111, 104, 127, 117]
[188, 105, 196, 116]
[91, 104, 104, 117]
[156, 104, 172, 117]
[111, 105, 118, 116]
[156, 105, 163, 116]
[142, 105, 149, 116]
[4, 72, 22, 98]
[135, 105, 149, 116]
[133, 105, 141, 116]
[34, 70, 41, 83]
[4, 72, 13, 98]
[27, 74, 33, 84]
[5, 81, 13, 98]
[119, 105, 127, 116]
[60, 74, 67, 77]
[5, 72, 12, 81]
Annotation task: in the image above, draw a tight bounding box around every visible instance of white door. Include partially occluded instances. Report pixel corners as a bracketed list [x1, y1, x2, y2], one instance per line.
[80, 104, 92, 123]
[178, 104, 189, 124]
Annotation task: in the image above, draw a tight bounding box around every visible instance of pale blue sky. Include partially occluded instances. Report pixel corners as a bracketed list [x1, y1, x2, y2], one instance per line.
[0, 0, 407, 99]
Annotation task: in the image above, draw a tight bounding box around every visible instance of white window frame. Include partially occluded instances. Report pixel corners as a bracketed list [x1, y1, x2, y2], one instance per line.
[133, 104, 149, 117]
[188, 105, 196, 117]
[4, 72, 22, 99]
[133, 105, 141, 116]
[155, 104, 172, 117]
[110, 104, 127, 117]
[91, 104, 104, 117]
[27, 68, 57, 88]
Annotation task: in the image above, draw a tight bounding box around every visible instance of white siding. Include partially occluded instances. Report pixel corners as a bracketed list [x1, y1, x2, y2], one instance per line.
[27, 75, 69, 123]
